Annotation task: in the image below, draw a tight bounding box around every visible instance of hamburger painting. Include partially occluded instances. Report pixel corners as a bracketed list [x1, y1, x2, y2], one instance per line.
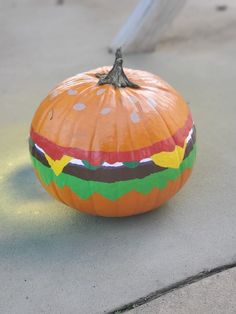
[29, 49, 196, 217]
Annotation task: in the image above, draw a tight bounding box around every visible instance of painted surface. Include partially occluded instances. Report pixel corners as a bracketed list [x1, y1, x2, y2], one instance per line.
[29, 126, 195, 177]
[31, 145, 196, 201]
[36, 168, 193, 217]
[29, 126, 195, 181]
[30, 113, 193, 165]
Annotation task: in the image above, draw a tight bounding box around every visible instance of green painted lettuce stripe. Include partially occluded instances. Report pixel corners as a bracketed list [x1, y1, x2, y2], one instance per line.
[31, 145, 196, 201]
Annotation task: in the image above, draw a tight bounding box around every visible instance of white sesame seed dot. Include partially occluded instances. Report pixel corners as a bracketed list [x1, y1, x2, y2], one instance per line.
[100, 107, 111, 115]
[148, 98, 157, 107]
[96, 89, 105, 96]
[130, 111, 140, 123]
[67, 89, 77, 95]
[128, 95, 137, 103]
[84, 76, 93, 81]
[73, 103, 86, 111]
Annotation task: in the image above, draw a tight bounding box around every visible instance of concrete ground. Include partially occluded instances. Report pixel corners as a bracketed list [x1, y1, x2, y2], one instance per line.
[0, 0, 236, 313]
[128, 267, 236, 314]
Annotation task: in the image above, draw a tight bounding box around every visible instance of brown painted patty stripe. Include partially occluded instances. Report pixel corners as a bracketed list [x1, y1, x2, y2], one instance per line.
[63, 160, 167, 182]
[29, 126, 196, 182]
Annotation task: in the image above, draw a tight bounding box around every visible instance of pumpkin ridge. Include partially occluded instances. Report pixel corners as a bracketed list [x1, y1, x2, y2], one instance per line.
[143, 92, 177, 151]
[133, 96, 157, 150]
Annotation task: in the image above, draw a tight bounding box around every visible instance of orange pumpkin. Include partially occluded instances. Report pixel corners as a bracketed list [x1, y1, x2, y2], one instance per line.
[29, 49, 196, 217]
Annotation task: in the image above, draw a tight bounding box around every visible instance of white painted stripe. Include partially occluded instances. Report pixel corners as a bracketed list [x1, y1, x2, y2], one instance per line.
[102, 161, 124, 167]
[69, 159, 84, 166]
[140, 158, 151, 163]
[35, 143, 45, 154]
[186, 127, 194, 143]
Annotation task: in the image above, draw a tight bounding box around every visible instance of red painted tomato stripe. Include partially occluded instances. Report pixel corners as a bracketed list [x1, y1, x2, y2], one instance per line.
[30, 113, 193, 165]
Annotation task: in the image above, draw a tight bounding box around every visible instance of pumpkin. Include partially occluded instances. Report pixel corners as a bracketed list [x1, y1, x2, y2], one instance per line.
[29, 49, 196, 217]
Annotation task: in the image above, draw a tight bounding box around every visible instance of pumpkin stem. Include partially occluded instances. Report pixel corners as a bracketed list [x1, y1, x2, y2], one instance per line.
[96, 48, 140, 88]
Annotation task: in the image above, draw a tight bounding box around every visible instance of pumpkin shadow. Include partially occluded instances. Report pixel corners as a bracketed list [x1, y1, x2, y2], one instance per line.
[5, 163, 49, 201]
[0, 202, 171, 261]
[2, 163, 172, 261]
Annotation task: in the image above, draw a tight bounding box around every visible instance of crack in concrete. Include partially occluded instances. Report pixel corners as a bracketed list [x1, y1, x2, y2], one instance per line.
[108, 262, 236, 313]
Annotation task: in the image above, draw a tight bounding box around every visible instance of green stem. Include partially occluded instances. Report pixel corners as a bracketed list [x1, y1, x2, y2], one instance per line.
[96, 48, 140, 88]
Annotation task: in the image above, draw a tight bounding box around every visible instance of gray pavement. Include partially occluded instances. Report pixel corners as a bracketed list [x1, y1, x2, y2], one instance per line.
[128, 267, 236, 314]
[1, 1, 236, 313]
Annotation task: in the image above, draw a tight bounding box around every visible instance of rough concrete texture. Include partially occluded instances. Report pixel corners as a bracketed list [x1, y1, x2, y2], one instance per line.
[1, 0, 236, 313]
[128, 267, 236, 314]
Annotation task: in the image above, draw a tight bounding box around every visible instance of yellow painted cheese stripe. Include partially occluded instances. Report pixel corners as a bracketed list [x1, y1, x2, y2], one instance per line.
[44, 154, 72, 176]
[151, 141, 187, 169]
